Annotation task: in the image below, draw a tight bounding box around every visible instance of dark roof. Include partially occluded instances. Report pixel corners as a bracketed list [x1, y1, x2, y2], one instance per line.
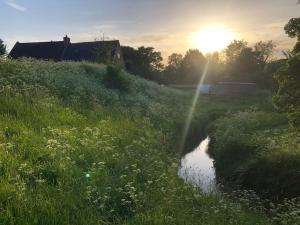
[9, 39, 120, 62]
[63, 41, 119, 61]
[9, 41, 65, 60]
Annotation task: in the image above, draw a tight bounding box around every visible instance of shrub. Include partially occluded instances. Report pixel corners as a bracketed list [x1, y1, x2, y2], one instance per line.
[273, 54, 300, 129]
[104, 65, 131, 92]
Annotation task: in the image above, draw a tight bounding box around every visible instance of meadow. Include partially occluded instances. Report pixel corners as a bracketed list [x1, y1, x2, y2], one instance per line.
[0, 58, 276, 224]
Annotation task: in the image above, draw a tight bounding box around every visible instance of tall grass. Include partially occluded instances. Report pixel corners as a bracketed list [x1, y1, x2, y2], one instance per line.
[0, 58, 273, 224]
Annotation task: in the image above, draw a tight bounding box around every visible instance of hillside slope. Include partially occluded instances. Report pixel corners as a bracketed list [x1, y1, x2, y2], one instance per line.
[0, 59, 270, 225]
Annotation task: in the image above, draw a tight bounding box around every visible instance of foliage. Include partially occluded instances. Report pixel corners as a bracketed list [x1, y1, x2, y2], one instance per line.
[274, 54, 300, 128]
[121, 46, 163, 81]
[162, 40, 276, 88]
[284, 18, 300, 40]
[0, 58, 271, 224]
[0, 39, 6, 57]
[254, 41, 276, 68]
[208, 96, 300, 200]
[164, 53, 183, 83]
[223, 40, 276, 85]
[225, 40, 248, 64]
[284, 17, 300, 54]
[104, 65, 132, 92]
[163, 49, 210, 84]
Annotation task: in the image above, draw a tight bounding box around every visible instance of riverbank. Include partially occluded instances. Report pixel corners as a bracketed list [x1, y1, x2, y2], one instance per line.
[208, 95, 300, 199]
[207, 100, 300, 224]
[0, 59, 270, 224]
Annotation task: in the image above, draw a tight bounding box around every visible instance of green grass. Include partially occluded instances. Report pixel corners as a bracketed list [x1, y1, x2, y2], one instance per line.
[209, 101, 300, 199]
[0, 58, 272, 224]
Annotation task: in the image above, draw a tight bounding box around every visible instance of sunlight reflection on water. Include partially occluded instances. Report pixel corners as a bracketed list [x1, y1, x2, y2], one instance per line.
[179, 137, 216, 193]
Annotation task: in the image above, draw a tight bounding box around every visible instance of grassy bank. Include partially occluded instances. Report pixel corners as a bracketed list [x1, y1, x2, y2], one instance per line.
[0, 59, 270, 224]
[209, 93, 300, 199]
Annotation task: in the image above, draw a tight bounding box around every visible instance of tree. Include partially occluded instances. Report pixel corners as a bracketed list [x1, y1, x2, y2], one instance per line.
[284, 18, 300, 40]
[223, 39, 277, 85]
[225, 40, 248, 64]
[164, 53, 183, 83]
[253, 40, 276, 67]
[179, 49, 207, 84]
[284, 18, 300, 54]
[121, 46, 163, 81]
[273, 55, 300, 128]
[273, 18, 300, 128]
[136, 47, 163, 73]
[0, 39, 6, 57]
[236, 48, 259, 76]
[206, 52, 224, 83]
[166, 53, 183, 71]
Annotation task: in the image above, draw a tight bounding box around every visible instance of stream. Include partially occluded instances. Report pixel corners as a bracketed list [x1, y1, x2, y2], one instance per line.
[178, 137, 217, 193]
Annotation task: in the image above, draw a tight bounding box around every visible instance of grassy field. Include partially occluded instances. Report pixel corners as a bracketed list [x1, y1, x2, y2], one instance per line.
[0, 59, 273, 225]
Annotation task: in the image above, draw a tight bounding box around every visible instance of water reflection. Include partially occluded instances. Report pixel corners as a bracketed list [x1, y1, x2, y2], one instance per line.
[179, 137, 216, 193]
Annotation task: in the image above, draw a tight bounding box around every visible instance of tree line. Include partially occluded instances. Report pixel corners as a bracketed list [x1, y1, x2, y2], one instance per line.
[121, 38, 284, 89]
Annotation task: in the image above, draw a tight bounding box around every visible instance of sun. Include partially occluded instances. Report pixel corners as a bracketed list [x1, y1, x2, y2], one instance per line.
[193, 26, 235, 53]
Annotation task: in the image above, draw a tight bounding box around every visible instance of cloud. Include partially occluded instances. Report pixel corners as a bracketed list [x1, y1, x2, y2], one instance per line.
[4, 1, 27, 12]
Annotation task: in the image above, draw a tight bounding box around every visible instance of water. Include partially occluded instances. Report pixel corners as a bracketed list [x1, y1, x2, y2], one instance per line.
[178, 137, 216, 193]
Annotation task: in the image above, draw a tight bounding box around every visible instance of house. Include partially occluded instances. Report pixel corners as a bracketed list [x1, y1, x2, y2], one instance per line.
[9, 36, 124, 66]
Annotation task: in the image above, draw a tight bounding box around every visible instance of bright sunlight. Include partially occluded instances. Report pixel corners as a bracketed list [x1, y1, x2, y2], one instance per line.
[193, 26, 236, 53]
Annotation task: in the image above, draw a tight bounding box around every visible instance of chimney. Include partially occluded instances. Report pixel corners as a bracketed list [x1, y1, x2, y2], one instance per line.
[63, 35, 70, 45]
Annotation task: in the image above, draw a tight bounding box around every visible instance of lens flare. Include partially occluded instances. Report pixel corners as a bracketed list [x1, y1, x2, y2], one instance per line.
[179, 61, 210, 154]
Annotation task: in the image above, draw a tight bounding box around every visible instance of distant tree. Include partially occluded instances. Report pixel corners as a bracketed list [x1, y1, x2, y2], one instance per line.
[164, 53, 183, 83]
[0, 39, 6, 57]
[284, 17, 300, 54]
[225, 40, 248, 64]
[206, 52, 224, 83]
[121, 46, 163, 81]
[235, 48, 259, 76]
[166, 53, 183, 72]
[223, 39, 277, 86]
[253, 40, 276, 67]
[163, 49, 208, 84]
[137, 46, 164, 73]
[179, 49, 207, 84]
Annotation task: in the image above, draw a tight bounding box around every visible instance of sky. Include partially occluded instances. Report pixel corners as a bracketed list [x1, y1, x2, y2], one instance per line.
[1, 0, 300, 59]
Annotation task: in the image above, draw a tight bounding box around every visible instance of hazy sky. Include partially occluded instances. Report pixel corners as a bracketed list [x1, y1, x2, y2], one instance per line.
[1, 0, 300, 59]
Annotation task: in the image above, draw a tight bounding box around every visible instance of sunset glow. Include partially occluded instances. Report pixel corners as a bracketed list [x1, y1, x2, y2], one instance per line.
[193, 27, 236, 53]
